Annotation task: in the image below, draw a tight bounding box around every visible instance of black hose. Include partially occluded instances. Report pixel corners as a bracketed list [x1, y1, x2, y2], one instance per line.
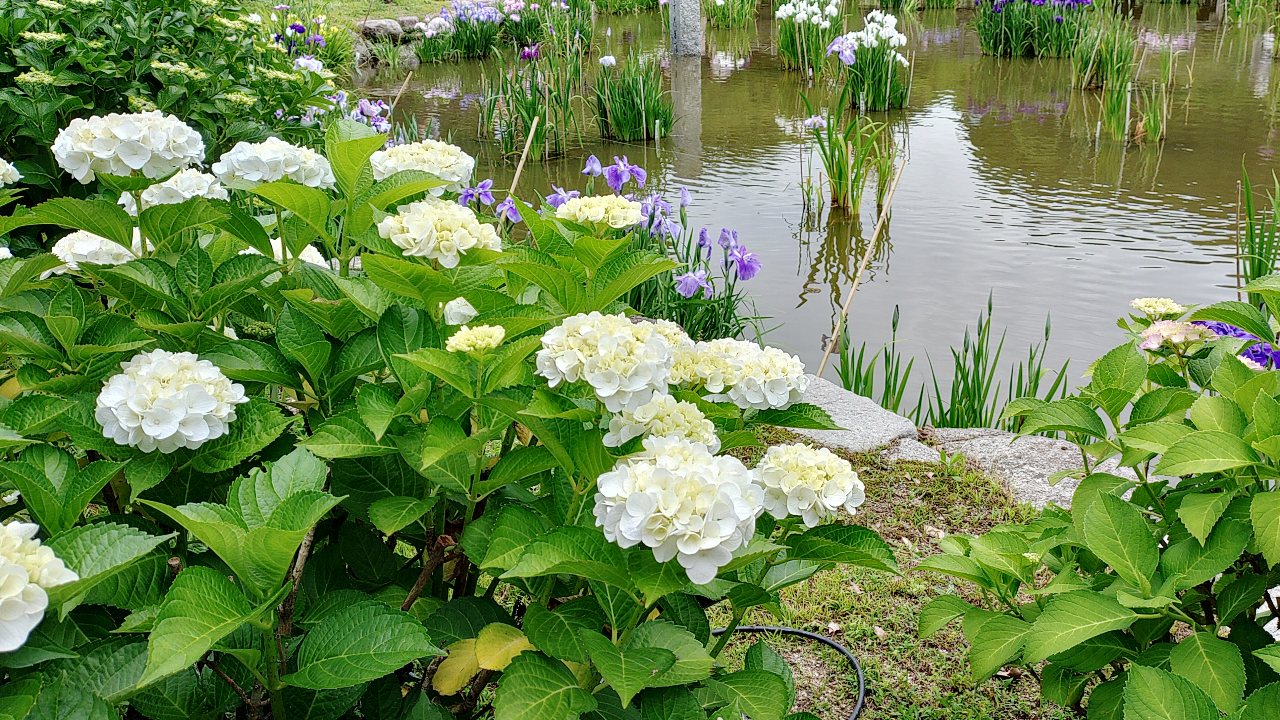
[710, 625, 866, 720]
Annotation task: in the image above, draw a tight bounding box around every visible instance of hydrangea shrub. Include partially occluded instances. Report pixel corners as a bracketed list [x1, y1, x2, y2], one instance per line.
[920, 294, 1280, 719]
[0, 114, 898, 718]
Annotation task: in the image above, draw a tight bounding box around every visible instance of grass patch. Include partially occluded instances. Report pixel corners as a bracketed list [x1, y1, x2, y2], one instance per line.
[719, 429, 1073, 719]
[324, 0, 447, 26]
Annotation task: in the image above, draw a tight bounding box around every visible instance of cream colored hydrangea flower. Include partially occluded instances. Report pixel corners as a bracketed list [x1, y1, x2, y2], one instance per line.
[594, 436, 763, 584]
[671, 338, 808, 410]
[118, 168, 228, 215]
[1139, 321, 1215, 351]
[554, 195, 644, 230]
[604, 393, 719, 451]
[754, 443, 864, 527]
[376, 197, 501, 268]
[50, 229, 143, 273]
[211, 137, 334, 188]
[0, 521, 79, 652]
[0, 157, 21, 188]
[52, 111, 205, 183]
[443, 297, 478, 325]
[446, 324, 505, 353]
[1129, 297, 1185, 317]
[535, 312, 673, 413]
[369, 140, 475, 195]
[238, 237, 329, 268]
[95, 349, 248, 453]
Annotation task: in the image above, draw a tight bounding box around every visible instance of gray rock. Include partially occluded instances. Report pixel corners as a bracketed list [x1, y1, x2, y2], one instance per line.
[397, 44, 421, 69]
[881, 438, 941, 464]
[357, 18, 404, 41]
[790, 375, 917, 454]
[397, 15, 422, 30]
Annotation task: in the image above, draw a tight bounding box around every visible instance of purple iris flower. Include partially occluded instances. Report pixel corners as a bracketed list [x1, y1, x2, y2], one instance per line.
[545, 185, 580, 208]
[679, 186, 692, 208]
[697, 228, 712, 259]
[520, 44, 540, 60]
[727, 244, 761, 280]
[307, 33, 327, 46]
[582, 154, 603, 177]
[459, 179, 496, 206]
[674, 269, 714, 299]
[1053, 14, 1064, 22]
[1193, 321, 1280, 368]
[718, 228, 738, 249]
[289, 22, 308, 33]
[274, 3, 290, 9]
[603, 156, 646, 194]
[496, 197, 522, 223]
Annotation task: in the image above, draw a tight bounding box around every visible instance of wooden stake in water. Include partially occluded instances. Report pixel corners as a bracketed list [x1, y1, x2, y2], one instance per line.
[509, 115, 542, 200]
[815, 159, 908, 378]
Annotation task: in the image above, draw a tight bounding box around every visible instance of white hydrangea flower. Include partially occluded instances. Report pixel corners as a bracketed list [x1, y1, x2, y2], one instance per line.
[50, 229, 143, 273]
[368, 140, 475, 194]
[536, 312, 673, 413]
[95, 349, 248, 453]
[1139, 321, 1215, 352]
[238, 237, 329, 268]
[1239, 356, 1267, 371]
[446, 324, 505, 353]
[0, 247, 11, 261]
[0, 521, 79, 652]
[604, 393, 719, 451]
[211, 137, 335, 189]
[443, 297, 478, 325]
[1129, 297, 1185, 317]
[376, 197, 501, 268]
[117, 168, 229, 215]
[671, 339, 809, 410]
[554, 195, 644, 229]
[639, 318, 694, 353]
[754, 443, 864, 527]
[594, 436, 763, 584]
[51, 111, 205, 184]
[0, 157, 21, 188]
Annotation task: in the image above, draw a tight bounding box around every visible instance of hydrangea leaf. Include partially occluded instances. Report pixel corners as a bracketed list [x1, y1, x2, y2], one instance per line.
[1122, 665, 1219, 720]
[189, 397, 296, 474]
[1169, 632, 1245, 714]
[503, 526, 636, 594]
[284, 600, 442, 690]
[1024, 591, 1138, 663]
[623, 621, 713, 688]
[474, 622, 534, 672]
[433, 639, 481, 696]
[1083, 494, 1158, 593]
[1155, 430, 1260, 476]
[493, 652, 597, 720]
[1250, 492, 1280, 567]
[45, 522, 174, 618]
[581, 631, 676, 707]
[704, 669, 790, 720]
[524, 598, 605, 664]
[785, 524, 899, 573]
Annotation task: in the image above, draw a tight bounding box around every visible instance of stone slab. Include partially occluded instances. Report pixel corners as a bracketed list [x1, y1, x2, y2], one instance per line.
[880, 438, 941, 464]
[790, 375, 918, 454]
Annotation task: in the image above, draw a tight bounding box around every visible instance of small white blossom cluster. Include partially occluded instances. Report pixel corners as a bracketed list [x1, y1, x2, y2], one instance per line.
[118, 168, 228, 215]
[0, 157, 21, 188]
[604, 393, 720, 451]
[443, 297, 478, 325]
[536, 312, 673, 413]
[416, 16, 454, 37]
[775, 0, 839, 28]
[594, 436, 762, 584]
[671, 338, 808, 411]
[554, 195, 644, 229]
[1129, 297, 1185, 317]
[95, 349, 248, 453]
[369, 140, 475, 194]
[51, 229, 142, 273]
[376, 197, 501, 268]
[755, 444, 864, 527]
[212, 137, 335, 188]
[0, 521, 79, 652]
[52, 111, 205, 184]
[446, 324, 506, 353]
[1139, 321, 1215, 351]
[0, 248, 11, 261]
[239, 237, 329, 268]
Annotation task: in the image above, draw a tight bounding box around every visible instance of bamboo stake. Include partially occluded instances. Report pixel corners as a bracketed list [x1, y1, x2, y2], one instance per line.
[509, 115, 542, 200]
[388, 72, 415, 119]
[814, 159, 907, 378]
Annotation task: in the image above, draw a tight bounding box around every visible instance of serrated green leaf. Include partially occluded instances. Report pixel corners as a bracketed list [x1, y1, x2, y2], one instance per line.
[705, 669, 790, 720]
[284, 600, 443, 690]
[1123, 664, 1220, 720]
[1083, 494, 1158, 593]
[368, 496, 436, 535]
[493, 652, 597, 720]
[1251, 492, 1280, 567]
[1155, 431, 1259, 476]
[1024, 591, 1138, 663]
[1169, 632, 1245, 713]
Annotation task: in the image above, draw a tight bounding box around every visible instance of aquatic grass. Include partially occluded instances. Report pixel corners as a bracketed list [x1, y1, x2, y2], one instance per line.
[543, 2, 595, 56]
[1072, 13, 1135, 90]
[1241, 167, 1280, 305]
[414, 35, 460, 63]
[826, 10, 912, 111]
[595, 0, 660, 12]
[369, 38, 404, 72]
[775, 0, 843, 75]
[920, 0, 957, 7]
[595, 55, 674, 141]
[705, 0, 758, 28]
[479, 49, 586, 160]
[1134, 82, 1167, 143]
[975, 0, 1092, 58]
[836, 305, 915, 414]
[802, 93, 891, 211]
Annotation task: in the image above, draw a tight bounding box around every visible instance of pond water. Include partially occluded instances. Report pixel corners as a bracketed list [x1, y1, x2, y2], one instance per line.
[358, 3, 1280, 392]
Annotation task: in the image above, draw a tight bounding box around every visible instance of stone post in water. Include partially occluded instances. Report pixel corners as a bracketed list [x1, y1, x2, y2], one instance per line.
[668, 0, 704, 56]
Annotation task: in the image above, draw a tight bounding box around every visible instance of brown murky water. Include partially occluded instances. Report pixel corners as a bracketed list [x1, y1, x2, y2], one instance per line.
[359, 4, 1280, 384]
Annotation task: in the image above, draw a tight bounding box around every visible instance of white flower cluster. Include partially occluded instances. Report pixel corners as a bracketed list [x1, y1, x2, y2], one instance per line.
[95, 349, 248, 453]
[554, 195, 644, 229]
[775, 0, 839, 27]
[0, 157, 20, 188]
[416, 16, 454, 37]
[0, 521, 78, 652]
[51, 111, 205, 184]
[211, 137, 335, 188]
[446, 324, 506, 353]
[1139, 321, 1215, 352]
[443, 297, 478, 325]
[1129, 297, 1185, 317]
[536, 312, 673, 412]
[671, 338, 808, 410]
[369, 140, 476, 194]
[604, 393, 720, 451]
[755, 444, 864, 527]
[51, 229, 142, 273]
[239, 237, 329, 268]
[595, 436, 762, 584]
[118, 168, 228, 215]
[376, 197, 501, 268]
[828, 11, 909, 67]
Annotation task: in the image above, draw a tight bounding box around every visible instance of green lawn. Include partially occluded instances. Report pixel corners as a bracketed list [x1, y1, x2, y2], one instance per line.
[323, 0, 447, 26]
[719, 431, 1075, 720]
